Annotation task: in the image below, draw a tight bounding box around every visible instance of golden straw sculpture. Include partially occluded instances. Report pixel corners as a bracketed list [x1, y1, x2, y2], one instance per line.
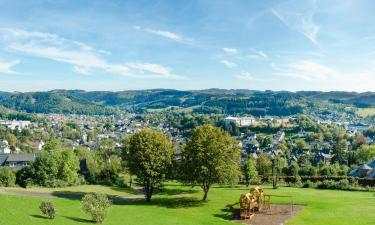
[239, 186, 270, 219]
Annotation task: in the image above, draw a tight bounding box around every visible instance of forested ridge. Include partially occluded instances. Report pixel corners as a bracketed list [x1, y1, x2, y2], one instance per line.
[0, 89, 374, 115]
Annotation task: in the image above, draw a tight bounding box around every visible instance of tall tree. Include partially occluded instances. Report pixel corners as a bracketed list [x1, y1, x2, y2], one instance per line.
[124, 129, 174, 202]
[242, 156, 258, 186]
[181, 125, 241, 201]
[332, 139, 348, 164]
[256, 153, 271, 177]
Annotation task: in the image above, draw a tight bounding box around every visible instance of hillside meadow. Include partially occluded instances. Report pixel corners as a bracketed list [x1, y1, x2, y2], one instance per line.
[0, 183, 375, 225]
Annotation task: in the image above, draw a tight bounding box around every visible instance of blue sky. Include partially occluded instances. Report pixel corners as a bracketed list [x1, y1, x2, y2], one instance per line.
[0, 0, 374, 92]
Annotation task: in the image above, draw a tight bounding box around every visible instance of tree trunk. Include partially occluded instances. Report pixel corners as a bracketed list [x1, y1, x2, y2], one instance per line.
[144, 179, 154, 202]
[202, 185, 210, 201]
[202, 190, 208, 201]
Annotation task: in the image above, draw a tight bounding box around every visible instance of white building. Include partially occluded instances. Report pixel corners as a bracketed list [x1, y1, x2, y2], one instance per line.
[0, 120, 31, 131]
[0, 140, 11, 154]
[224, 116, 256, 127]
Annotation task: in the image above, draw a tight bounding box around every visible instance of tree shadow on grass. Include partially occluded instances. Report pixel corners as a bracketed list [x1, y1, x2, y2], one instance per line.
[155, 187, 199, 196]
[63, 216, 93, 223]
[213, 206, 236, 221]
[114, 196, 205, 208]
[51, 191, 204, 209]
[30, 214, 49, 220]
[109, 186, 139, 195]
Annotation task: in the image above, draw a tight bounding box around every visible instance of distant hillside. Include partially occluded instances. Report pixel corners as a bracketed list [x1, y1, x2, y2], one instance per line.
[0, 91, 117, 115]
[297, 91, 375, 107]
[0, 89, 374, 115]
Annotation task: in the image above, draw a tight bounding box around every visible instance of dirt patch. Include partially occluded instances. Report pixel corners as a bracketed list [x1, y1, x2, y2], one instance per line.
[232, 204, 304, 225]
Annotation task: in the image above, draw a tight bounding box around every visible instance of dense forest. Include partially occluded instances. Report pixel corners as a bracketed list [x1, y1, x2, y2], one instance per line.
[0, 89, 374, 115]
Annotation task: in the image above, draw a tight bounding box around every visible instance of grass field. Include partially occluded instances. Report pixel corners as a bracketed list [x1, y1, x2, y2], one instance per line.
[2, 185, 138, 197]
[357, 108, 375, 117]
[0, 183, 375, 225]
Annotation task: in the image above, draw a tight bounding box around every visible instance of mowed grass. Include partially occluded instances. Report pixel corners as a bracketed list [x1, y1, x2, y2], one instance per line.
[357, 107, 375, 117]
[2, 185, 138, 197]
[0, 183, 375, 225]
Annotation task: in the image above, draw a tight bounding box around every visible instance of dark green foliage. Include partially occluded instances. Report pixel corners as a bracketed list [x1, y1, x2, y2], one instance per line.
[16, 150, 79, 187]
[39, 200, 56, 219]
[81, 193, 111, 223]
[302, 180, 317, 188]
[124, 129, 175, 202]
[1, 89, 375, 115]
[180, 125, 241, 200]
[287, 161, 300, 176]
[242, 156, 258, 186]
[317, 179, 352, 190]
[76, 149, 122, 185]
[0, 92, 117, 115]
[0, 168, 16, 187]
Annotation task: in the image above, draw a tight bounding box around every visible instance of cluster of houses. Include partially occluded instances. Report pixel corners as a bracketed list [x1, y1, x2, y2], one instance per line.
[224, 116, 291, 127]
[0, 120, 31, 131]
[239, 130, 335, 165]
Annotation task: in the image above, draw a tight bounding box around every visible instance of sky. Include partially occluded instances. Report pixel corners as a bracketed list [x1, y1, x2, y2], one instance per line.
[0, 0, 375, 92]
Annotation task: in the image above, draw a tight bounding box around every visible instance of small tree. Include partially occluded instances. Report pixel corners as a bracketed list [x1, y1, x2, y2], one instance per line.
[287, 161, 300, 176]
[81, 193, 111, 223]
[39, 200, 56, 219]
[0, 168, 16, 187]
[242, 156, 258, 186]
[124, 129, 175, 202]
[181, 125, 241, 201]
[256, 153, 271, 177]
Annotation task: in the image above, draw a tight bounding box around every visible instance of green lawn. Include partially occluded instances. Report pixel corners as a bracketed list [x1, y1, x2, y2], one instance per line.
[2, 185, 138, 197]
[0, 183, 374, 225]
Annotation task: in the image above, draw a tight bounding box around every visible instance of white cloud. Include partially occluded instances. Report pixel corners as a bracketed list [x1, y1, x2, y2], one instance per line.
[223, 48, 238, 54]
[271, 0, 320, 45]
[135, 26, 192, 44]
[221, 60, 237, 68]
[0, 60, 20, 74]
[0, 28, 184, 79]
[273, 60, 339, 80]
[73, 66, 89, 75]
[128, 63, 185, 79]
[248, 50, 268, 60]
[235, 71, 255, 80]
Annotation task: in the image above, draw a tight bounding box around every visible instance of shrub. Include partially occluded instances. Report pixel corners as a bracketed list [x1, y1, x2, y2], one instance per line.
[81, 193, 111, 223]
[317, 180, 337, 189]
[293, 175, 303, 187]
[0, 168, 16, 187]
[39, 200, 56, 219]
[317, 179, 352, 190]
[249, 177, 262, 185]
[302, 180, 317, 188]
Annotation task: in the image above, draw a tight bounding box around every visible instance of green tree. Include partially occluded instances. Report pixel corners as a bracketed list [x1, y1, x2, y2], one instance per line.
[43, 138, 62, 152]
[181, 125, 241, 201]
[17, 149, 79, 187]
[98, 139, 115, 162]
[5, 132, 17, 148]
[296, 140, 308, 151]
[332, 139, 348, 164]
[256, 153, 271, 177]
[287, 161, 300, 176]
[356, 145, 375, 163]
[242, 156, 258, 186]
[124, 129, 175, 202]
[0, 168, 16, 187]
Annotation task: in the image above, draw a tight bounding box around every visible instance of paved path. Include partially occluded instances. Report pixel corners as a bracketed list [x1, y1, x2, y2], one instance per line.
[0, 185, 145, 202]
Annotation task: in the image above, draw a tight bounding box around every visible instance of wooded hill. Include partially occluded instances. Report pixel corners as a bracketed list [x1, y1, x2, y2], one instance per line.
[0, 89, 374, 115]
